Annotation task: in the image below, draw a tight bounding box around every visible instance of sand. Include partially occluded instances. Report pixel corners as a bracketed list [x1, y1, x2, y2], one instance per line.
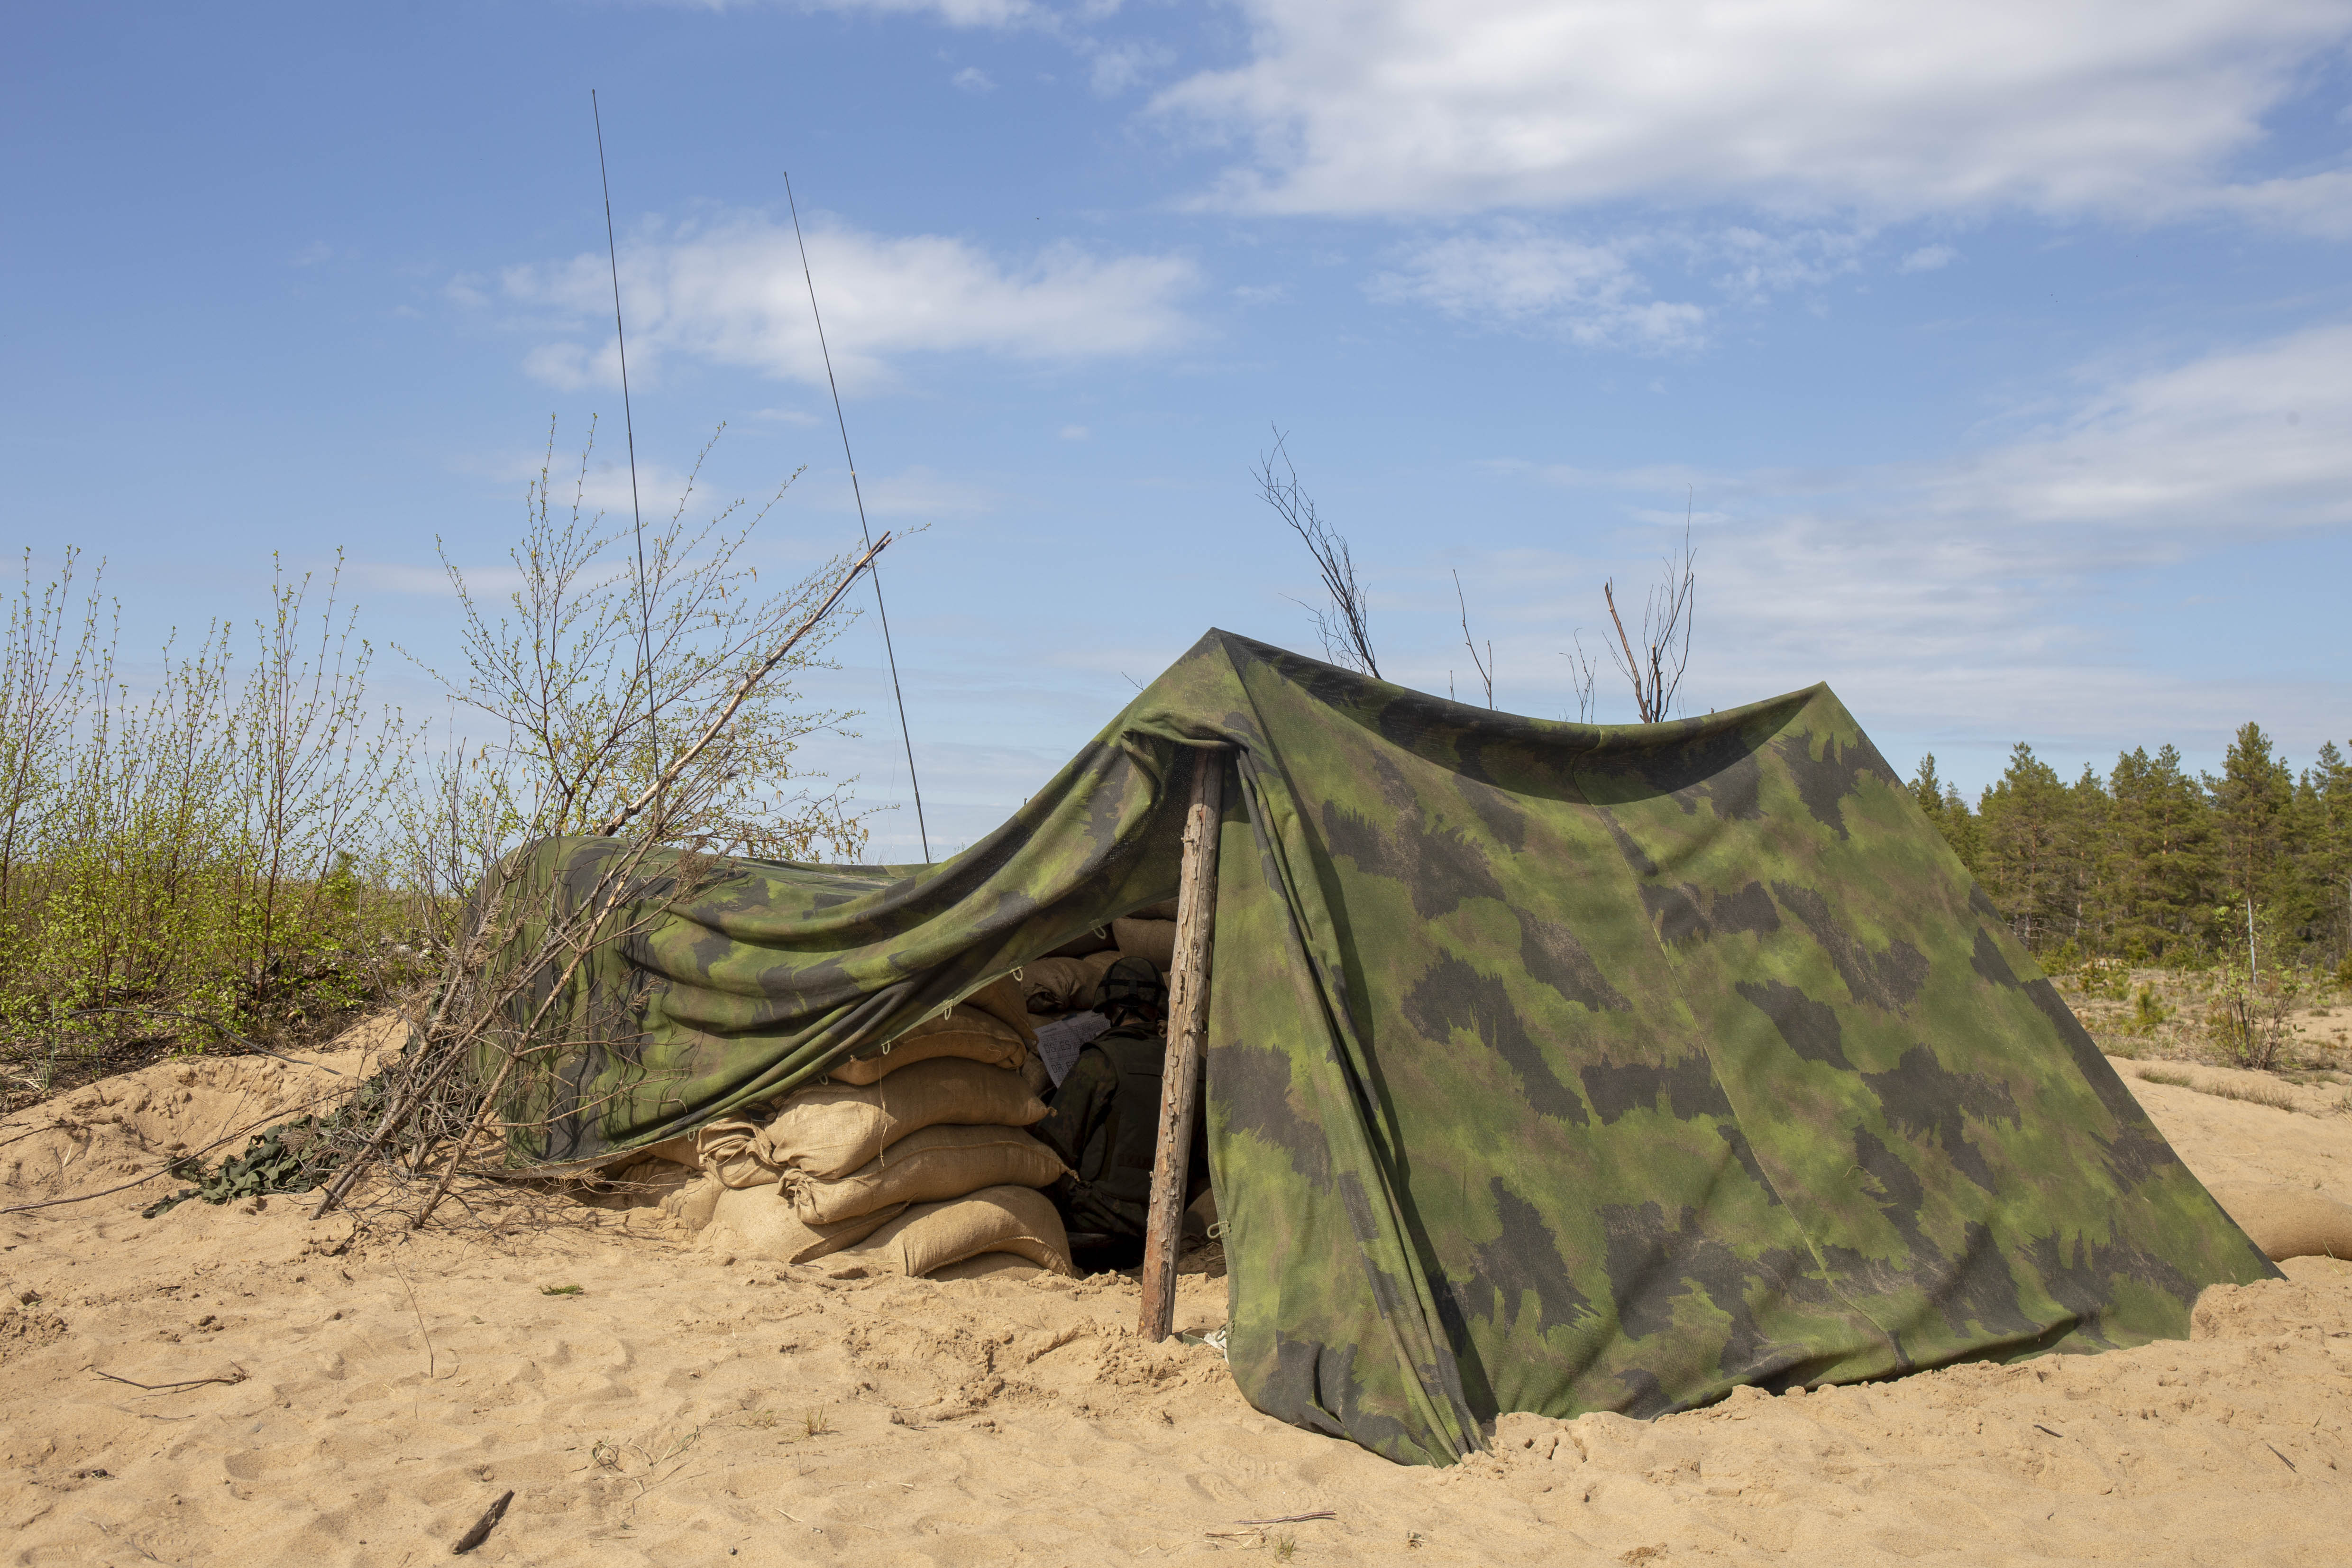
[3, 1035, 2347, 1566]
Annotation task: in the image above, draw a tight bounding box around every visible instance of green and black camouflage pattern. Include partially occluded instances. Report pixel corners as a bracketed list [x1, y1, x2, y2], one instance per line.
[481, 630, 2278, 1466]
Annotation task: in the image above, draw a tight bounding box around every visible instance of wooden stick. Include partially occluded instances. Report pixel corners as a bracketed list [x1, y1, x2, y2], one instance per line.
[451, 1488, 514, 1555]
[1138, 745, 1225, 1342]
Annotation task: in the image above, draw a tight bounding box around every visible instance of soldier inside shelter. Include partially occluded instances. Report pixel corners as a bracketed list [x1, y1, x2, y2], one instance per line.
[1032, 955, 1208, 1242]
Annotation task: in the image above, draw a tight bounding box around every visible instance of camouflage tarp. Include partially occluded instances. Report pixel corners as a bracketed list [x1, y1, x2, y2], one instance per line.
[485, 629, 2277, 1466]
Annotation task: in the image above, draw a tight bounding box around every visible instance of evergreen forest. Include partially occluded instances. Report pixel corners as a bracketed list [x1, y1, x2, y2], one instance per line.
[1910, 723, 2352, 972]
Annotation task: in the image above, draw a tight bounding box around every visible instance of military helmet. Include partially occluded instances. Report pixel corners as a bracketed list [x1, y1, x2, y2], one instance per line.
[1097, 956, 1166, 1013]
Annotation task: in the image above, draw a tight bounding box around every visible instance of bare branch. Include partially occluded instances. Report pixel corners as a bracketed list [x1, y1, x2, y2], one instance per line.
[1561, 632, 1599, 723]
[1452, 570, 1494, 710]
[592, 532, 888, 839]
[1255, 428, 1379, 679]
[1599, 512, 1697, 724]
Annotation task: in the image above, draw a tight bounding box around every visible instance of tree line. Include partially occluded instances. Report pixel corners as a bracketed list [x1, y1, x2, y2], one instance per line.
[1910, 723, 2352, 968]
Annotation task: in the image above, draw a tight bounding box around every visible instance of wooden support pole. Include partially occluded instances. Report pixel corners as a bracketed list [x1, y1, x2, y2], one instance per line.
[1138, 745, 1225, 1343]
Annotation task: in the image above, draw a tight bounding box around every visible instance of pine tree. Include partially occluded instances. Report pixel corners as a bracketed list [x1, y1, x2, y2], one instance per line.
[2294, 740, 2352, 960]
[2066, 762, 2114, 954]
[1977, 743, 2077, 951]
[2107, 744, 2213, 962]
[2209, 722, 2294, 913]
[1909, 754, 1981, 873]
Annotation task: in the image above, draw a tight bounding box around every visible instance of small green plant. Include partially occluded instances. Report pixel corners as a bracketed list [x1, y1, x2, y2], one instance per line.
[2205, 903, 2302, 1072]
[1272, 1535, 1297, 1560]
[803, 1407, 833, 1438]
[2122, 984, 2172, 1036]
[541, 1284, 584, 1296]
[2076, 958, 2128, 1002]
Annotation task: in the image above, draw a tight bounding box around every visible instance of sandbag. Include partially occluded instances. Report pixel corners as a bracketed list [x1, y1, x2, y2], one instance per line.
[761, 1057, 1047, 1181]
[825, 1004, 1027, 1086]
[1021, 954, 1120, 1013]
[1112, 917, 1177, 973]
[694, 1118, 775, 1189]
[1045, 926, 1117, 958]
[1018, 1051, 1053, 1103]
[961, 974, 1038, 1047]
[634, 1134, 701, 1168]
[1129, 898, 1181, 921]
[927, 1252, 1049, 1283]
[2208, 1182, 2352, 1262]
[703, 1181, 906, 1264]
[661, 1173, 724, 1232]
[834, 1184, 1075, 1278]
[785, 1122, 1068, 1226]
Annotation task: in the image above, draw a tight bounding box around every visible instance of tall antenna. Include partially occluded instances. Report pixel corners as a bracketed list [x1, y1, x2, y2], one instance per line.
[591, 92, 657, 758]
[784, 170, 931, 863]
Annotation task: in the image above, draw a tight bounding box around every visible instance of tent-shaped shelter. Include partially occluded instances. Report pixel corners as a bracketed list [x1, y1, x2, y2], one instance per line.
[484, 630, 2276, 1465]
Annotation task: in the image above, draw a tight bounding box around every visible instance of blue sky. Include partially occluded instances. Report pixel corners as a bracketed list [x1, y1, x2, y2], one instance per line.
[10, 1, 2352, 857]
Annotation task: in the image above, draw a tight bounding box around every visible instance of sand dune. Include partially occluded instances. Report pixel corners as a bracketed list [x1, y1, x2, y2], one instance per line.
[2, 1037, 2346, 1566]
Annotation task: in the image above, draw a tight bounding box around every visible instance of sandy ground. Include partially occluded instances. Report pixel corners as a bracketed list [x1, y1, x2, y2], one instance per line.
[2, 1035, 2348, 1567]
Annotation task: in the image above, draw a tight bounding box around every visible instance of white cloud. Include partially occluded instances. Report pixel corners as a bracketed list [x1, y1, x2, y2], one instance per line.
[1087, 40, 1171, 96]
[657, 0, 1041, 25]
[1366, 224, 1706, 349]
[1058, 423, 1089, 439]
[1900, 245, 1959, 274]
[952, 65, 996, 92]
[1493, 320, 2352, 741]
[1156, 0, 2352, 226]
[499, 212, 1199, 389]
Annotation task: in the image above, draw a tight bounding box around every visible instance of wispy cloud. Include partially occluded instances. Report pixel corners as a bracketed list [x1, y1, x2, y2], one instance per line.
[1478, 320, 2352, 748]
[1158, 0, 2352, 232]
[650, 0, 1043, 26]
[495, 211, 1199, 391]
[1365, 221, 1886, 346]
[1367, 225, 1706, 349]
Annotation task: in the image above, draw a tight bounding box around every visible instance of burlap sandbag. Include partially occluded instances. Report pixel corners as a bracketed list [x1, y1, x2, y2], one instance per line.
[927, 1252, 1049, 1283]
[1113, 917, 1177, 973]
[961, 974, 1037, 1047]
[1046, 926, 1117, 958]
[784, 1123, 1068, 1226]
[694, 1118, 775, 1189]
[1130, 898, 1181, 921]
[825, 1005, 1026, 1086]
[761, 1057, 1047, 1181]
[1018, 1051, 1053, 1103]
[834, 1184, 1076, 1278]
[702, 1181, 907, 1264]
[661, 1173, 724, 1232]
[2208, 1182, 2352, 1261]
[1020, 955, 1121, 1013]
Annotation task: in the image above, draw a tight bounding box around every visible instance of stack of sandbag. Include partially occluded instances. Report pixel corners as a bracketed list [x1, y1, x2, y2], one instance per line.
[688, 988, 1075, 1278]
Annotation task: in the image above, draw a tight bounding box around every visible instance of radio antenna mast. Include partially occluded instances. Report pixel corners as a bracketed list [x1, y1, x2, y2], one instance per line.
[784, 170, 931, 863]
[591, 92, 658, 762]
